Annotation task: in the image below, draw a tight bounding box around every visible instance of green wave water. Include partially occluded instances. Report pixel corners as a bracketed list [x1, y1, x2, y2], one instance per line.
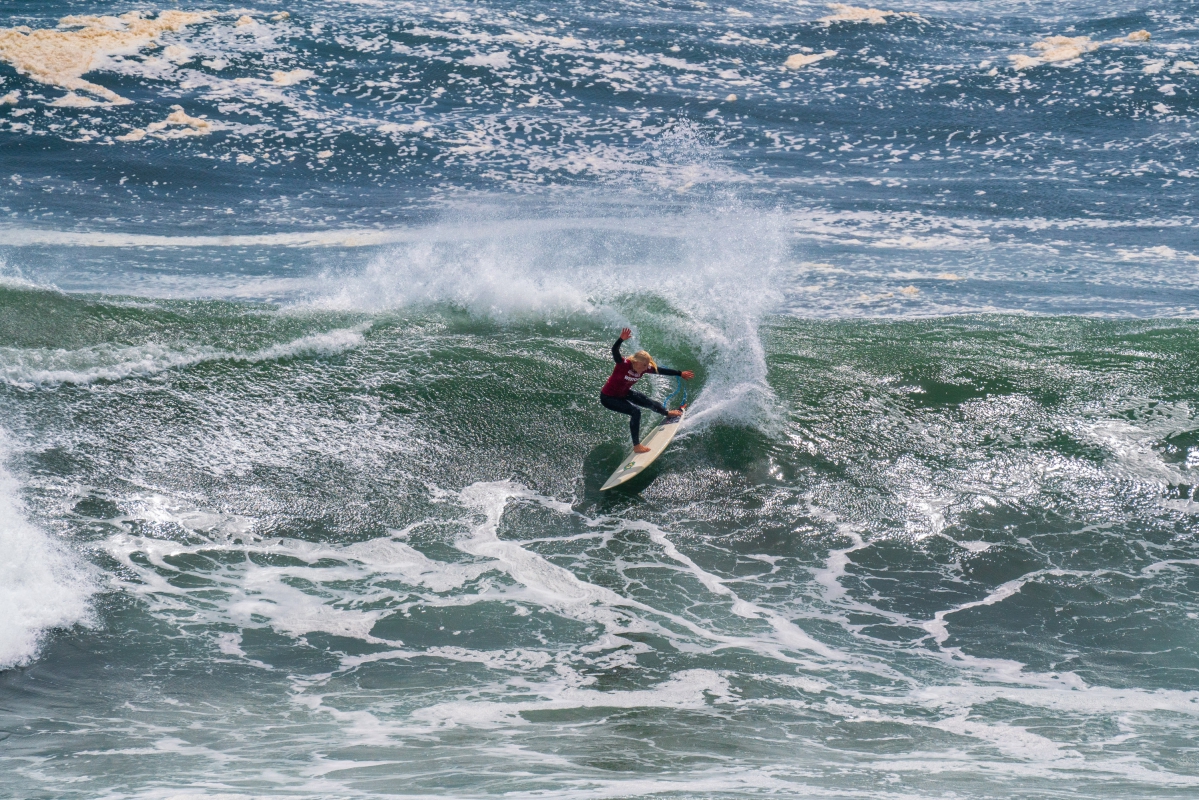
[3, 277, 1198, 797]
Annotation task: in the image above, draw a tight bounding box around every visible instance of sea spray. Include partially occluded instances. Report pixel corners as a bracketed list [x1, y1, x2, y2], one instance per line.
[314, 206, 787, 431]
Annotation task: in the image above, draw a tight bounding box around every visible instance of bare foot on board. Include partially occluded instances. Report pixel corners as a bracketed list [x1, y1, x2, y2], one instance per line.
[633, 444, 651, 453]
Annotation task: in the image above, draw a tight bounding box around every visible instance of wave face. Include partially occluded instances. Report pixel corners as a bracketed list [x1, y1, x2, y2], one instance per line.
[3, 1, 1199, 799]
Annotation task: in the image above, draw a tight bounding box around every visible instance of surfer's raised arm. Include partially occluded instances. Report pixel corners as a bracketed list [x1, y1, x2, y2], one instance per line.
[612, 328, 630, 363]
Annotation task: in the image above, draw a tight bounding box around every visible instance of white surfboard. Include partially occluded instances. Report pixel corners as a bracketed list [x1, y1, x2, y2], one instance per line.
[600, 408, 686, 491]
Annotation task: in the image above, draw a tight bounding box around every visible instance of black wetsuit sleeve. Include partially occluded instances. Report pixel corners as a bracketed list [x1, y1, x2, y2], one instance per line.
[612, 336, 625, 364]
[652, 366, 682, 377]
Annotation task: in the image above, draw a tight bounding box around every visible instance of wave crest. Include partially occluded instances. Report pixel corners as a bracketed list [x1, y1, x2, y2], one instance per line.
[1, 324, 369, 388]
[313, 211, 785, 429]
[0, 431, 94, 669]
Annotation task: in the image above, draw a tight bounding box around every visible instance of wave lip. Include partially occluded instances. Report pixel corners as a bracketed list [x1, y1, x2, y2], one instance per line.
[0, 432, 94, 670]
[0, 324, 370, 389]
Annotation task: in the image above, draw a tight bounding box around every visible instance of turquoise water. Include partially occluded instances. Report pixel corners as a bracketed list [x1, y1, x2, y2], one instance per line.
[3, 2, 1199, 798]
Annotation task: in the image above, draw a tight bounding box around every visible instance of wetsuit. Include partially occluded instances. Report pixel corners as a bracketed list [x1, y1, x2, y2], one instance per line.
[600, 336, 683, 445]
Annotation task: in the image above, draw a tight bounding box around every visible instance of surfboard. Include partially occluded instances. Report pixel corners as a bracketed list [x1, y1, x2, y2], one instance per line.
[600, 408, 686, 491]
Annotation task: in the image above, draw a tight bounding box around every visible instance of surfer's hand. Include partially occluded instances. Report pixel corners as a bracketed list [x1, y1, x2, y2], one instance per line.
[681, 370, 694, 380]
[620, 327, 632, 340]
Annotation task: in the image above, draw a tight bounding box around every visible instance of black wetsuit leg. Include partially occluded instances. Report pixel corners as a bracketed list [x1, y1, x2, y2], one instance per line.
[601, 391, 667, 445]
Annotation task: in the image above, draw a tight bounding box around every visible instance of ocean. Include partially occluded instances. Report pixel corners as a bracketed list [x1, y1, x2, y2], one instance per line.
[2, 2, 1198, 798]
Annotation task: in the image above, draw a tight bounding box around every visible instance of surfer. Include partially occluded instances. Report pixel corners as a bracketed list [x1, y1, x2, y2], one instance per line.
[601, 328, 694, 453]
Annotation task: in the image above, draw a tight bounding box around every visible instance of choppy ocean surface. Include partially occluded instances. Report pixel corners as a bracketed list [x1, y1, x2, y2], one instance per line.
[2, 2, 1199, 798]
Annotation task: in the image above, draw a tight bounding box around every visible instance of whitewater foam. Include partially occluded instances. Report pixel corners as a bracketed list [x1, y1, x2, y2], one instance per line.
[271, 68, 314, 86]
[458, 482, 635, 623]
[412, 668, 733, 728]
[0, 431, 93, 669]
[102, 529, 393, 644]
[458, 482, 851, 665]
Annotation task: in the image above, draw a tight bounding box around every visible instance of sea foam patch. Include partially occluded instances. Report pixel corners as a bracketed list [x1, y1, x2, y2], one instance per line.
[785, 50, 836, 70]
[818, 4, 925, 25]
[117, 105, 215, 141]
[271, 68, 314, 86]
[1009, 30, 1151, 70]
[0, 10, 215, 104]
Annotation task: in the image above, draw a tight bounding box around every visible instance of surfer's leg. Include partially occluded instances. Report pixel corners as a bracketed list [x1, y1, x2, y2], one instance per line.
[601, 393, 644, 445]
[626, 391, 667, 416]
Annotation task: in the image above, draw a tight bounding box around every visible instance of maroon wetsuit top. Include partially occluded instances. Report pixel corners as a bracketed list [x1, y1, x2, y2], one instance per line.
[600, 337, 682, 397]
[602, 359, 645, 398]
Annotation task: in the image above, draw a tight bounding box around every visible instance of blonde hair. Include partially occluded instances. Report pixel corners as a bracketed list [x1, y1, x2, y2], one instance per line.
[629, 350, 656, 372]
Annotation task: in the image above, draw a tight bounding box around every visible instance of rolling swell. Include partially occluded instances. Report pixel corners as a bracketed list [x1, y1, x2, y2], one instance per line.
[0, 283, 371, 388]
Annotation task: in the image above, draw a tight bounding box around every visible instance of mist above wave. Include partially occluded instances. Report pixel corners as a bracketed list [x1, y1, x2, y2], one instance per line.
[310, 202, 785, 430]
